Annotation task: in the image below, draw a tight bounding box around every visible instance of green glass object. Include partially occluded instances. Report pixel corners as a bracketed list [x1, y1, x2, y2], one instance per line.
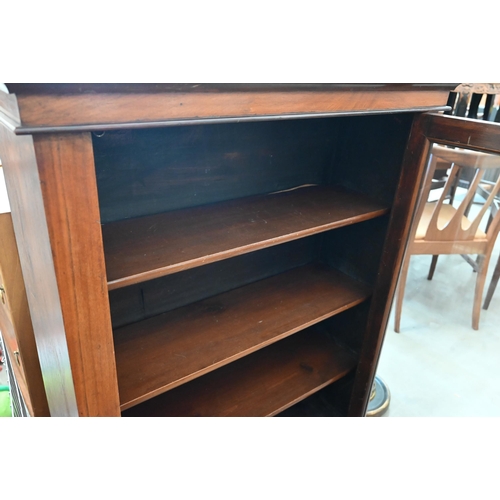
[0, 385, 12, 417]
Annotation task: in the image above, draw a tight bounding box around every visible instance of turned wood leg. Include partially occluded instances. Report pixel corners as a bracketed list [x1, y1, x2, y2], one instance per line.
[472, 254, 491, 330]
[483, 254, 500, 310]
[427, 255, 439, 280]
[394, 255, 411, 333]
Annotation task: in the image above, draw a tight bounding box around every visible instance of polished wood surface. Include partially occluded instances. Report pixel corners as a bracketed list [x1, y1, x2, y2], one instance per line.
[103, 185, 388, 289]
[415, 146, 500, 243]
[109, 237, 317, 329]
[0, 123, 79, 416]
[424, 113, 500, 154]
[32, 133, 120, 416]
[0, 213, 49, 416]
[7, 86, 453, 132]
[122, 326, 357, 417]
[115, 263, 370, 410]
[348, 113, 432, 416]
[0, 84, 454, 417]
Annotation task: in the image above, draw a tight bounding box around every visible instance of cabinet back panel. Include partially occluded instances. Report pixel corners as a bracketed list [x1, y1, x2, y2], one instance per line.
[109, 236, 319, 329]
[94, 119, 339, 223]
[319, 299, 372, 354]
[319, 215, 390, 287]
[327, 113, 414, 205]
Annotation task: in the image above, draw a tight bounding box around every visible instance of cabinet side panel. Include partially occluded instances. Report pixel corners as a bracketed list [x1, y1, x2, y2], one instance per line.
[0, 125, 78, 416]
[0, 212, 50, 416]
[347, 114, 431, 416]
[33, 133, 120, 417]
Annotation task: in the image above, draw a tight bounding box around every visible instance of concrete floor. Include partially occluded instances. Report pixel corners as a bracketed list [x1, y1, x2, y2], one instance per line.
[377, 210, 500, 417]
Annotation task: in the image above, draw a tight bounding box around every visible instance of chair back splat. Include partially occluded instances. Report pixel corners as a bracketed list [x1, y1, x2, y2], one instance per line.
[419, 145, 500, 243]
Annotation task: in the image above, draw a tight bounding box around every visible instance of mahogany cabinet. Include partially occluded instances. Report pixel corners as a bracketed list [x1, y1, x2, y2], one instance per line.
[0, 84, 454, 417]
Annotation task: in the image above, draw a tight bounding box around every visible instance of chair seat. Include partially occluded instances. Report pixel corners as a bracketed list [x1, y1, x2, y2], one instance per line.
[415, 202, 487, 240]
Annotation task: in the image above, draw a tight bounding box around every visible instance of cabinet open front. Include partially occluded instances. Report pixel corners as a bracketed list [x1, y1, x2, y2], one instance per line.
[97, 113, 412, 416]
[1, 84, 453, 416]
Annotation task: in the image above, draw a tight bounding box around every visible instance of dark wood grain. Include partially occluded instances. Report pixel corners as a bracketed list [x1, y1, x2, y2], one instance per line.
[103, 185, 388, 289]
[424, 113, 500, 154]
[109, 237, 317, 329]
[0, 85, 454, 418]
[121, 326, 357, 417]
[32, 133, 121, 416]
[11, 88, 453, 132]
[114, 263, 370, 410]
[347, 113, 432, 416]
[93, 119, 338, 223]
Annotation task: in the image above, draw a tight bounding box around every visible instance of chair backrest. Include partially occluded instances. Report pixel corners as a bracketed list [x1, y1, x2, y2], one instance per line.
[417, 144, 500, 242]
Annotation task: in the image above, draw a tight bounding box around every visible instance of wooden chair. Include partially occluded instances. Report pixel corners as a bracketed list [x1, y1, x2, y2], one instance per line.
[394, 143, 500, 332]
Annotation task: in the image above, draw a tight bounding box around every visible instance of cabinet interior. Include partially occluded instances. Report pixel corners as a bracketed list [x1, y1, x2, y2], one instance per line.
[92, 112, 414, 416]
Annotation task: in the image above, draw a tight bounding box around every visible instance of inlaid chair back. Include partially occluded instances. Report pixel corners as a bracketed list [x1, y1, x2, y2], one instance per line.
[417, 144, 500, 245]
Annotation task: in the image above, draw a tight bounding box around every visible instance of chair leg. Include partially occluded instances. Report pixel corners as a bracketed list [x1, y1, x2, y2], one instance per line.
[394, 255, 411, 333]
[475, 253, 481, 271]
[427, 255, 439, 280]
[472, 253, 492, 330]
[483, 254, 500, 310]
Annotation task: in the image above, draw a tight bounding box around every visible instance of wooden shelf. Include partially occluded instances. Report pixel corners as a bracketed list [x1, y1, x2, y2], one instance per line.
[103, 185, 388, 290]
[122, 326, 357, 417]
[114, 263, 370, 410]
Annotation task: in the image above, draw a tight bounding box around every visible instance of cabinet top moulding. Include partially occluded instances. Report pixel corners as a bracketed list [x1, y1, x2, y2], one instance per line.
[1, 84, 456, 134]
